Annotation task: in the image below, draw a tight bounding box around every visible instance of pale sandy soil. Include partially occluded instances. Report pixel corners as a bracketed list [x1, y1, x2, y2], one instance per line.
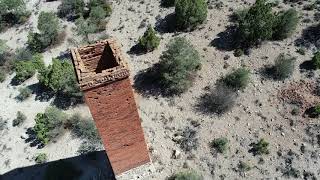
[1, 0, 320, 180]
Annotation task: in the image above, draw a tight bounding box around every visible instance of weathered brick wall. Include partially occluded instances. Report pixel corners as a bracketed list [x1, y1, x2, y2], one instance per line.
[84, 78, 150, 174]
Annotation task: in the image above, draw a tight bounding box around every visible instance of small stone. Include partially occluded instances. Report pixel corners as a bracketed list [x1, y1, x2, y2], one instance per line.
[172, 149, 181, 159]
[281, 132, 285, 137]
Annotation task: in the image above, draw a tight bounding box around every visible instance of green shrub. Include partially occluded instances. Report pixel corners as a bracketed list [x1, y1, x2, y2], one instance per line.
[27, 32, 46, 52]
[44, 160, 82, 180]
[57, 0, 85, 19]
[14, 48, 33, 61]
[162, 0, 176, 7]
[250, 138, 270, 155]
[38, 12, 59, 47]
[14, 60, 36, 83]
[38, 59, 81, 97]
[175, 0, 207, 30]
[0, 71, 6, 82]
[238, 161, 251, 172]
[88, 6, 107, 31]
[273, 9, 299, 40]
[0, 0, 30, 29]
[236, 0, 275, 47]
[75, 17, 97, 41]
[210, 137, 228, 154]
[169, 171, 203, 180]
[272, 54, 295, 80]
[158, 37, 201, 94]
[34, 153, 48, 164]
[13, 54, 45, 84]
[33, 107, 66, 145]
[28, 12, 60, 52]
[89, 6, 106, 22]
[236, 1, 298, 48]
[233, 8, 248, 22]
[77, 141, 102, 155]
[89, 0, 112, 16]
[222, 68, 250, 90]
[12, 111, 26, 127]
[139, 25, 160, 52]
[66, 114, 101, 143]
[312, 51, 320, 69]
[16, 87, 32, 101]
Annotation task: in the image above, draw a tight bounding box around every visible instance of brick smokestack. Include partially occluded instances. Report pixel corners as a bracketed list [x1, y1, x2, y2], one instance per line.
[71, 39, 150, 175]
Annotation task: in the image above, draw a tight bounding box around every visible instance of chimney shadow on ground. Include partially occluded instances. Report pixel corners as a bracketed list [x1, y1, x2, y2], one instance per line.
[1, 150, 116, 180]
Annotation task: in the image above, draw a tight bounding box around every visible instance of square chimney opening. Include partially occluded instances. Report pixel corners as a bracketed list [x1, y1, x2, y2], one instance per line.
[81, 43, 119, 74]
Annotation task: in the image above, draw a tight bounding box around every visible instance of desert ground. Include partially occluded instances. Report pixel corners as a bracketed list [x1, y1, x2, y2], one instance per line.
[1, 0, 320, 179]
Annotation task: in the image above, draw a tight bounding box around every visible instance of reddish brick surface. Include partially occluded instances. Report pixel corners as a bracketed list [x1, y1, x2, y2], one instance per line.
[84, 78, 150, 174]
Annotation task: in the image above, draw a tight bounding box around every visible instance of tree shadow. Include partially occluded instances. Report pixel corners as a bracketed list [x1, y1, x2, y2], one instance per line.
[55, 51, 71, 61]
[210, 25, 238, 51]
[52, 93, 84, 110]
[155, 13, 177, 34]
[25, 128, 44, 149]
[260, 65, 275, 80]
[27, 83, 55, 102]
[295, 24, 320, 49]
[127, 44, 146, 56]
[304, 107, 320, 118]
[1, 150, 116, 180]
[299, 60, 316, 71]
[133, 64, 166, 97]
[27, 83, 84, 109]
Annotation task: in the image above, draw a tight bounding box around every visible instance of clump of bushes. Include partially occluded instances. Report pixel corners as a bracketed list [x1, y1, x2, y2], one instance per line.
[33, 107, 66, 145]
[70, 0, 112, 41]
[222, 68, 250, 90]
[199, 85, 236, 115]
[27, 12, 60, 52]
[13, 54, 45, 84]
[12, 111, 26, 127]
[66, 114, 101, 143]
[235, 0, 299, 48]
[16, 87, 32, 101]
[210, 137, 228, 154]
[0, 0, 30, 31]
[58, 0, 85, 19]
[250, 138, 270, 155]
[175, 0, 207, 31]
[34, 153, 48, 164]
[169, 171, 203, 180]
[158, 37, 201, 95]
[312, 51, 320, 69]
[66, 114, 102, 155]
[271, 54, 295, 80]
[138, 25, 160, 52]
[272, 9, 299, 40]
[38, 59, 81, 98]
[77, 141, 103, 155]
[44, 160, 82, 180]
